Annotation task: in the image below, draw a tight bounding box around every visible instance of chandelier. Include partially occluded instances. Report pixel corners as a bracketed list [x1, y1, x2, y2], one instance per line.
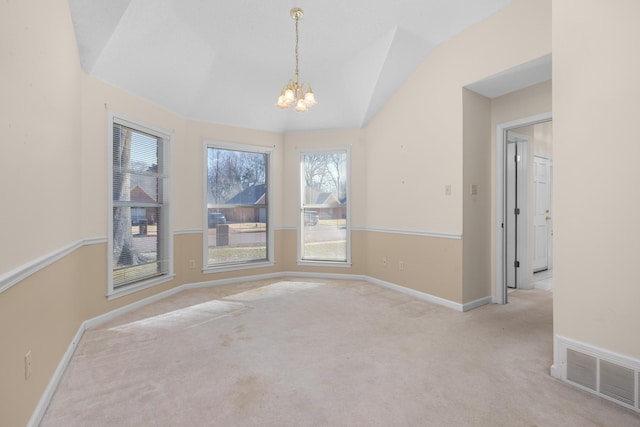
[275, 8, 317, 112]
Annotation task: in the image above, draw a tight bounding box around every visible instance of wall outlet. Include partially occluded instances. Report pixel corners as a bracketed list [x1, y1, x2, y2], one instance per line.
[188, 260, 196, 269]
[25, 350, 32, 380]
[399, 261, 405, 271]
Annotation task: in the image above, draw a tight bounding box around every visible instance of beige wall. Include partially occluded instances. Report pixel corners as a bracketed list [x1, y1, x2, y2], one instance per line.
[462, 89, 492, 303]
[553, 0, 640, 358]
[365, 0, 551, 301]
[0, 249, 82, 427]
[0, 0, 82, 273]
[0, 1, 82, 425]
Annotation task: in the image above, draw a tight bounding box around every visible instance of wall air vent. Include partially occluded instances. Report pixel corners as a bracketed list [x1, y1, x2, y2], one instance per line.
[557, 337, 640, 413]
[566, 349, 597, 391]
[600, 360, 635, 406]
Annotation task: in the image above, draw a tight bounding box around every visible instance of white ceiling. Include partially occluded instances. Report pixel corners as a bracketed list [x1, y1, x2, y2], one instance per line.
[68, 0, 549, 133]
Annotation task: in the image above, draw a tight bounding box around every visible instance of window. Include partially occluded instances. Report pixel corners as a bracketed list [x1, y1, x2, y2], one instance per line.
[205, 143, 272, 270]
[109, 115, 172, 296]
[299, 148, 350, 264]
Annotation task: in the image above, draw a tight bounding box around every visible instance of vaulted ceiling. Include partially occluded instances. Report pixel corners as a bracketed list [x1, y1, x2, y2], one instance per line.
[68, 0, 535, 133]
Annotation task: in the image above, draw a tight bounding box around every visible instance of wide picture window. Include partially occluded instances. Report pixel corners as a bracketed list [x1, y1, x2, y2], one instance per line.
[205, 144, 271, 269]
[110, 116, 172, 295]
[299, 149, 350, 264]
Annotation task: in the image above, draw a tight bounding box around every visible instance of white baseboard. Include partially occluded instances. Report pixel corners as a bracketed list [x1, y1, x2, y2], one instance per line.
[27, 323, 85, 427]
[367, 276, 464, 311]
[462, 296, 493, 312]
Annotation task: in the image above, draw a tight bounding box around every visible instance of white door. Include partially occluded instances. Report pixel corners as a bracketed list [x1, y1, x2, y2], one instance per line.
[505, 132, 530, 289]
[533, 156, 552, 272]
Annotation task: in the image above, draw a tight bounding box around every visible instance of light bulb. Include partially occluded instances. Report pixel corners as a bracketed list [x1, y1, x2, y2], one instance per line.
[276, 95, 288, 108]
[295, 98, 308, 112]
[284, 88, 295, 102]
[304, 90, 317, 106]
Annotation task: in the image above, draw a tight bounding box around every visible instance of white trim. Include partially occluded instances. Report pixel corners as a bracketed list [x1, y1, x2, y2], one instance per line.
[360, 227, 462, 240]
[202, 261, 275, 275]
[367, 276, 464, 312]
[296, 260, 353, 268]
[462, 296, 493, 312]
[26, 322, 85, 427]
[83, 237, 108, 245]
[28, 270, 488, 426]
[553, 335, 640, 413]
[106, 274, 176, 300]
[184, 272, 284, 290]
[284, 225, 461, 240]
[174, 229, 202, 235]
[495, 112, 552, 304]
[0, 238, 106, 294]
[282, 271, 367, 282]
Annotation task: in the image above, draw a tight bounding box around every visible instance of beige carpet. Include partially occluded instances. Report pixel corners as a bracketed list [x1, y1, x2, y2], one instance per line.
[41, 278, 639, 426]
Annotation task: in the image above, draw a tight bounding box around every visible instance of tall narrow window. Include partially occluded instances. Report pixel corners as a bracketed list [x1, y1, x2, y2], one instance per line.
[109, 116, 172, 295]
[299, 148, 350, 264]
[205, 143, 272, 269]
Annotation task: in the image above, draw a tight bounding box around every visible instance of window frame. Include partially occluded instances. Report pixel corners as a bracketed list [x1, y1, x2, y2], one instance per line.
[202, 140, 274, 273]
[107, 111, 174, 299]
[297, 146, 351, 267]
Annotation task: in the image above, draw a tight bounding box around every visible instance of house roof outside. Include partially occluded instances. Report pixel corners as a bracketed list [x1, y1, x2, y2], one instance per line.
[130, 184, 156, 203]
[225, 184, 267, 205]
[315, 192, 341, 206]
[303, 188, 345, 207]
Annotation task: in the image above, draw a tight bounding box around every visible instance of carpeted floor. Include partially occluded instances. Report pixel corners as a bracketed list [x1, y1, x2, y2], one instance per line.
[40, 278, 640, 426]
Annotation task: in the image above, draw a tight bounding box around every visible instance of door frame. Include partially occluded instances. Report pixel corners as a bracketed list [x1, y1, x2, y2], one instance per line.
[495, 112, 552, 304]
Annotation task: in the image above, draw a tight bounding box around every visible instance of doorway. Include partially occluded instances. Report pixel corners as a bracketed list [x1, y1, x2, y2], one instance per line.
[495, 113, 553, 304]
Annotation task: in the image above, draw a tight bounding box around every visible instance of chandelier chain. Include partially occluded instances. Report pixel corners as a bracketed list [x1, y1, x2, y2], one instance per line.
[295, 17, 299, 82]
[275, 8, 317, 112]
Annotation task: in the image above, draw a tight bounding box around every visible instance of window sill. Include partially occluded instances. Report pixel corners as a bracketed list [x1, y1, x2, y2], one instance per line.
[203, 260, 275, 275]
[297, 260, 352, 268]
[107, 274, 175, 300]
